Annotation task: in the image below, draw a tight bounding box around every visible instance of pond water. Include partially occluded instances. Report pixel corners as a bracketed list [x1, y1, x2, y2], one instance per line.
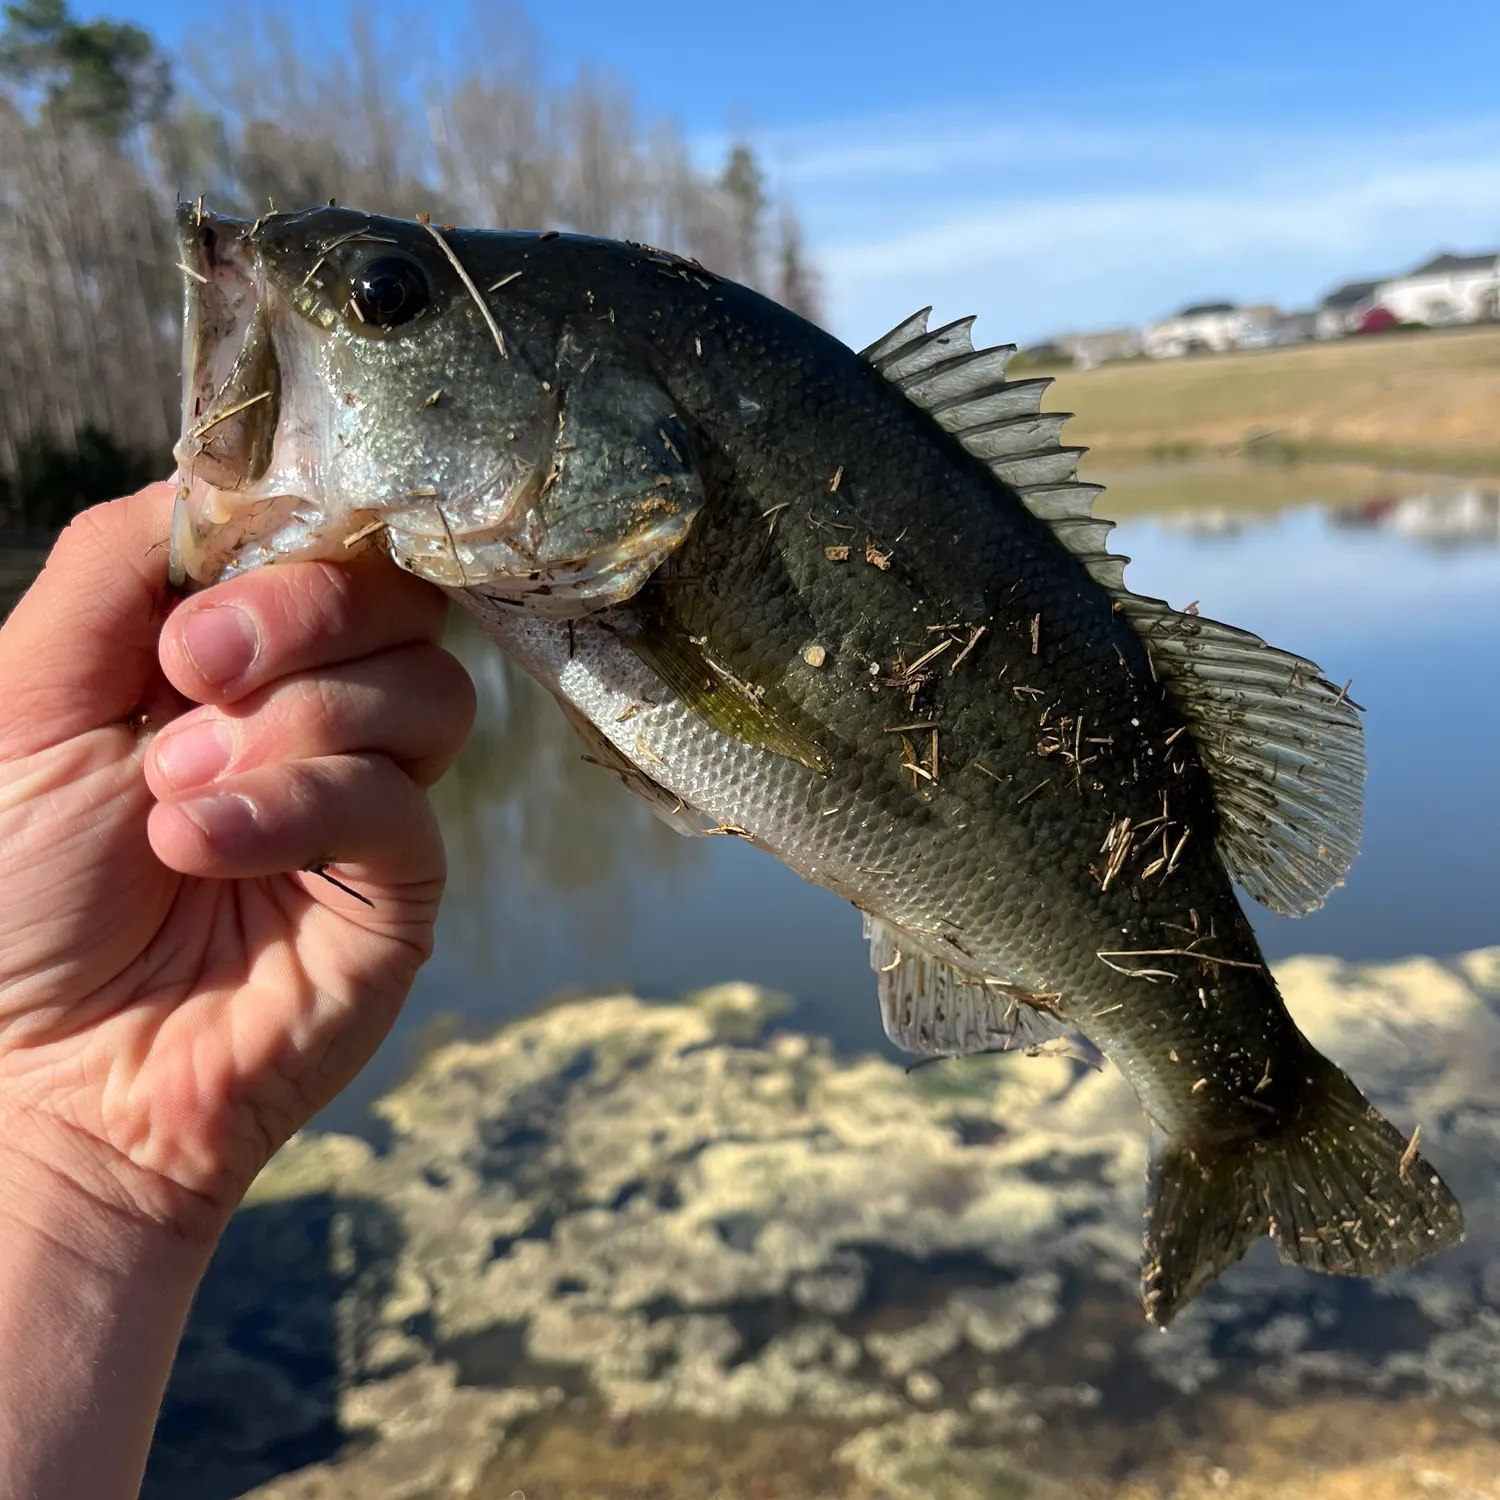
[318, 468, 1500, 1135]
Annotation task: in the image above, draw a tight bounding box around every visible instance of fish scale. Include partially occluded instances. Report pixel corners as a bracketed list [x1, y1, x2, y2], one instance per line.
[168, 203, 1463, 1322]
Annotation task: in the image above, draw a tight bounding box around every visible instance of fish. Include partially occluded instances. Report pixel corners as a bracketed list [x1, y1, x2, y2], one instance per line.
[168, 202, 1463, 1324]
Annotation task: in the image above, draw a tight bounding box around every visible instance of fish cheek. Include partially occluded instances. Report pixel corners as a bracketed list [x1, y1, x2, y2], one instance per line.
[526, 362, 704, 577]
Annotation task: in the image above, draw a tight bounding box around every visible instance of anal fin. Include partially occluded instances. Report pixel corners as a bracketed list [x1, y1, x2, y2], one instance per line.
[865, 915, 1097, 1065]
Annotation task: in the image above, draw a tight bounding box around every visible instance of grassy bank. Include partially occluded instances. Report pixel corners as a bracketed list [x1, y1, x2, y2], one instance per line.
[1044, 325, 1500, 474]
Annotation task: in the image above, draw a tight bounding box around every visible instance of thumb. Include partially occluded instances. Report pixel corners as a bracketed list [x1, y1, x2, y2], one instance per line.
[0, 482, 177, 760]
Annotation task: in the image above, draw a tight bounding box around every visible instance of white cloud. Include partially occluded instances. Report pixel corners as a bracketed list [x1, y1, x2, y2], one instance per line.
[748, 107, 1500, 347]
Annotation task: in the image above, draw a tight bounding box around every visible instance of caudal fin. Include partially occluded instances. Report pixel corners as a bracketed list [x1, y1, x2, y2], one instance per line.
[1142, 1057, 1464, 1326]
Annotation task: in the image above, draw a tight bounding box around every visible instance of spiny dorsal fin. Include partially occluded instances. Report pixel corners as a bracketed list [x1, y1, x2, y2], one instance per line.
[864, 915, 1100, 1065]
[862, 310, 1366, 916]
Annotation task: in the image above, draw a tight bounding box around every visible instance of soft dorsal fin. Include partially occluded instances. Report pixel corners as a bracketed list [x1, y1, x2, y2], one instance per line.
[862, 311, 1366, 916]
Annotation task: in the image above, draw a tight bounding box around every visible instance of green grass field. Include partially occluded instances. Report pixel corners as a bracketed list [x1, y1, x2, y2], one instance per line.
[1039, 325, 1500, 475]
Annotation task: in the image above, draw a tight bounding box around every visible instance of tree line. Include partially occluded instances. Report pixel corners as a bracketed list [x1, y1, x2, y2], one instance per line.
[0, 1, 819, 531]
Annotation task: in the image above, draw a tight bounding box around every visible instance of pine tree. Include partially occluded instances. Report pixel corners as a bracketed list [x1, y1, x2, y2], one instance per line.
[0, 0, 170, 139]
[719, 141, 766, 285]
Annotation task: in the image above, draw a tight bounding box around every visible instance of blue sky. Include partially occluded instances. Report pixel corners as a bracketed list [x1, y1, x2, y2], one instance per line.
[82, 0, 1500, 347]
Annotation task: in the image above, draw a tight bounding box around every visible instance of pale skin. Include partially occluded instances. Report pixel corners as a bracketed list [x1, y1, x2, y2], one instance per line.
[0, 481, 476, 1498]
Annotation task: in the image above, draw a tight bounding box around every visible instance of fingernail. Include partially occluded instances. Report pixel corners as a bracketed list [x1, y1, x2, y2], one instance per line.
[179, 793, 258, 851]
[181, 604, 258, 687]
[154, 720, 233, 789]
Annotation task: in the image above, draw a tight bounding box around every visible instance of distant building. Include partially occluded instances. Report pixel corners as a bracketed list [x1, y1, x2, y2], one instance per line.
[1230, 304, 1280, 349]
[1272, 310, 1318, 345]
[1053, 327, 1142, 369]
[1316, 280, 1382, 339]
[1143, 301, 1276, 358]
[1377, 251, 1500, 327]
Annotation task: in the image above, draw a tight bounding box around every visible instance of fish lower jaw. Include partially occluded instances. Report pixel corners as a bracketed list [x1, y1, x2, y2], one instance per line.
[169, 476, 377, 585]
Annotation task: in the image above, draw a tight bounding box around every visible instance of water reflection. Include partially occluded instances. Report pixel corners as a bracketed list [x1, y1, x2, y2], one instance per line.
[1333, 486, 1500, 547]
[318, 466, 1500, 1131]
[429, 643, 701, 974]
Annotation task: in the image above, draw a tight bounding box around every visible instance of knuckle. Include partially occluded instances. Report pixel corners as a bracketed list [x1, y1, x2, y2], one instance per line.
[288, 561, 363, 648]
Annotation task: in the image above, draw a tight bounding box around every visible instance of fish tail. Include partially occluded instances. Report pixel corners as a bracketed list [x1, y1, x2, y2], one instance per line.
[1142, 1054, 1464, 1326]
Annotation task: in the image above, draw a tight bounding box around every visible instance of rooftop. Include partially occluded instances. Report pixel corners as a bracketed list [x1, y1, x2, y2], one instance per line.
[1405, 251, 1499, 277]
[1321, 279, 1380, 308]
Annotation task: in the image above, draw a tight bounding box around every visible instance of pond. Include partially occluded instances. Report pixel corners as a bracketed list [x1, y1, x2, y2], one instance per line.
[318, 466, 1500, 1134]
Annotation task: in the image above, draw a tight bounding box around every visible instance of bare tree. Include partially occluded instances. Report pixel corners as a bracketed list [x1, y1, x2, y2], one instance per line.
[0, 1, 821, 519]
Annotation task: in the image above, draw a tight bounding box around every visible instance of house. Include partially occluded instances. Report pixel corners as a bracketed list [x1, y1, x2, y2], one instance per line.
[1315, 279, 1381, 339]
[1272, 310, 1317, 345]
[1229, 304, 1280, 349]
[1142, 302, 1276, 358]
[1053, 327, 1142, 370]
[1377, 251, 1500, 327]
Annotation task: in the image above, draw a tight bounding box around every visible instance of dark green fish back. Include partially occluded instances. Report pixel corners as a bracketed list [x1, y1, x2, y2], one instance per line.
[567, 256, 1458, 1319]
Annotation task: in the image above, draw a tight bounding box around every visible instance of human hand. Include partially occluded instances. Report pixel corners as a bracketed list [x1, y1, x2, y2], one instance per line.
[0, 481, 475, 1242]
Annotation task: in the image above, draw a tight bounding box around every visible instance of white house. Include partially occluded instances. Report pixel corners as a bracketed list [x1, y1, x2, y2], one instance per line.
[1143, 302, 1276, 358]
[1377, 252, 1500, 327]
[1054, 327, 1142, 369]
[1315, 280, 1381, 339]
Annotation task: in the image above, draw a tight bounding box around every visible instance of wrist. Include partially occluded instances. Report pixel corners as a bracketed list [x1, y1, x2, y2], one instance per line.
[0, 1134, 216, 1500]
[0, 1094, 234, 1252]
[0, 1127, 218, 1289]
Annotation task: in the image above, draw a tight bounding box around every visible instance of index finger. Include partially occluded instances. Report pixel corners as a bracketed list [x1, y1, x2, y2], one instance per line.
[159, 549, 450, 705]
[0, 482, 176, 760]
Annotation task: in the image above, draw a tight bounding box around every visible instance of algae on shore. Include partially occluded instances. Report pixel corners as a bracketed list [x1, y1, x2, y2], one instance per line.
[143, 949, 1500, 1499]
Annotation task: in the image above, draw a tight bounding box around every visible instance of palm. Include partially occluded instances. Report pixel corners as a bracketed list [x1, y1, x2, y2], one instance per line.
[0, 488, 471, 1230]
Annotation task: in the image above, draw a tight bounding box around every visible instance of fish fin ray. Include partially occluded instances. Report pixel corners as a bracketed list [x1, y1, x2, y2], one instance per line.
[859, 307, 933, 364]
[1117, 596, 1365, 914]
[862, 308, 1364, 914]
[622, 617, 830, 775]
[864, 915, 1100, 1066]
[1143, 1056, 1463, 1326]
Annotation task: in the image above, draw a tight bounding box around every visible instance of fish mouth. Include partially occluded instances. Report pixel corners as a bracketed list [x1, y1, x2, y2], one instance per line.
[170, 205, 298, 586]
[168, 204, 703, 611]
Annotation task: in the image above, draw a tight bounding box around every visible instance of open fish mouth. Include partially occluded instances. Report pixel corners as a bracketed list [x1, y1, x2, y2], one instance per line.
[169, 206, 318, 587]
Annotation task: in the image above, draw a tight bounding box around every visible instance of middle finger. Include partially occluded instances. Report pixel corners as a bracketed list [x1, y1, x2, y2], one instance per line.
[146, 641, 476, 795]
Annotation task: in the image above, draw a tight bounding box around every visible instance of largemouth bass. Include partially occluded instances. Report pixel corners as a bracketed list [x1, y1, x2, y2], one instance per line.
[168, 204, 1462, 1322]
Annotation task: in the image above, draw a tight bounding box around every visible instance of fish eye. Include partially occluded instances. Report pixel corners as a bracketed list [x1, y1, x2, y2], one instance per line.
[349, 255, 430, 330]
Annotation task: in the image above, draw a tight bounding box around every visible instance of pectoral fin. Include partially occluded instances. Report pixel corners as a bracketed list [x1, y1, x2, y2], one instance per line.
[624, 618, 830, 774]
